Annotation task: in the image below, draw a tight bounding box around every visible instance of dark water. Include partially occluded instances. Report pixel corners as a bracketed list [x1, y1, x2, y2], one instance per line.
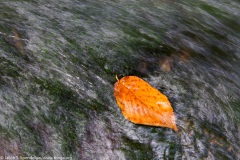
[1, 0, 240, 159]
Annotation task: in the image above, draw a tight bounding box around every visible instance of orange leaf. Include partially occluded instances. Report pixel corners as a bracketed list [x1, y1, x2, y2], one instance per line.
[114, 76, 178, 131]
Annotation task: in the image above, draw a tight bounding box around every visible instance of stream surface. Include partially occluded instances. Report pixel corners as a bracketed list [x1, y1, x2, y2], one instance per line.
[0, 0, 240, 159]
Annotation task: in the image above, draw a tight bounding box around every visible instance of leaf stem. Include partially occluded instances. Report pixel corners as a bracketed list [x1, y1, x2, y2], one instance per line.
[115, 75, 119, 82]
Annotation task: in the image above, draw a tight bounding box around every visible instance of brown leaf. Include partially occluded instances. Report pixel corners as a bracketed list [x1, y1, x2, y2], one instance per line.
[114, 76, 178, 131]
[12, 27, 25, 55]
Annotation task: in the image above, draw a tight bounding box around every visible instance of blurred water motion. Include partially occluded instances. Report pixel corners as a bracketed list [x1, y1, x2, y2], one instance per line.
[0, 0, 240, 159]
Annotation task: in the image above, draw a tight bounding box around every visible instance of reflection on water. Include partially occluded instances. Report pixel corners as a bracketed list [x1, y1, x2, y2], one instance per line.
[0, 0, 240, 159]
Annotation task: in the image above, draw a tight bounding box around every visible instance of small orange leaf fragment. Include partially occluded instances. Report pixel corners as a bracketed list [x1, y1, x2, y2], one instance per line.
[114, 76, 178, 131]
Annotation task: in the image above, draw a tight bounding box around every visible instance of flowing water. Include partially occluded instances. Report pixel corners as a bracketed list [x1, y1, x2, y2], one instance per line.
[0, 0, 240, 159]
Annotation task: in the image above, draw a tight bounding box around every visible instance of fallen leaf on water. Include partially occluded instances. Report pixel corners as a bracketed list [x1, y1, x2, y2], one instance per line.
[160, 56, 171, 72]
[114, 76, 178, 131]
[12, 27, 25, 55]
